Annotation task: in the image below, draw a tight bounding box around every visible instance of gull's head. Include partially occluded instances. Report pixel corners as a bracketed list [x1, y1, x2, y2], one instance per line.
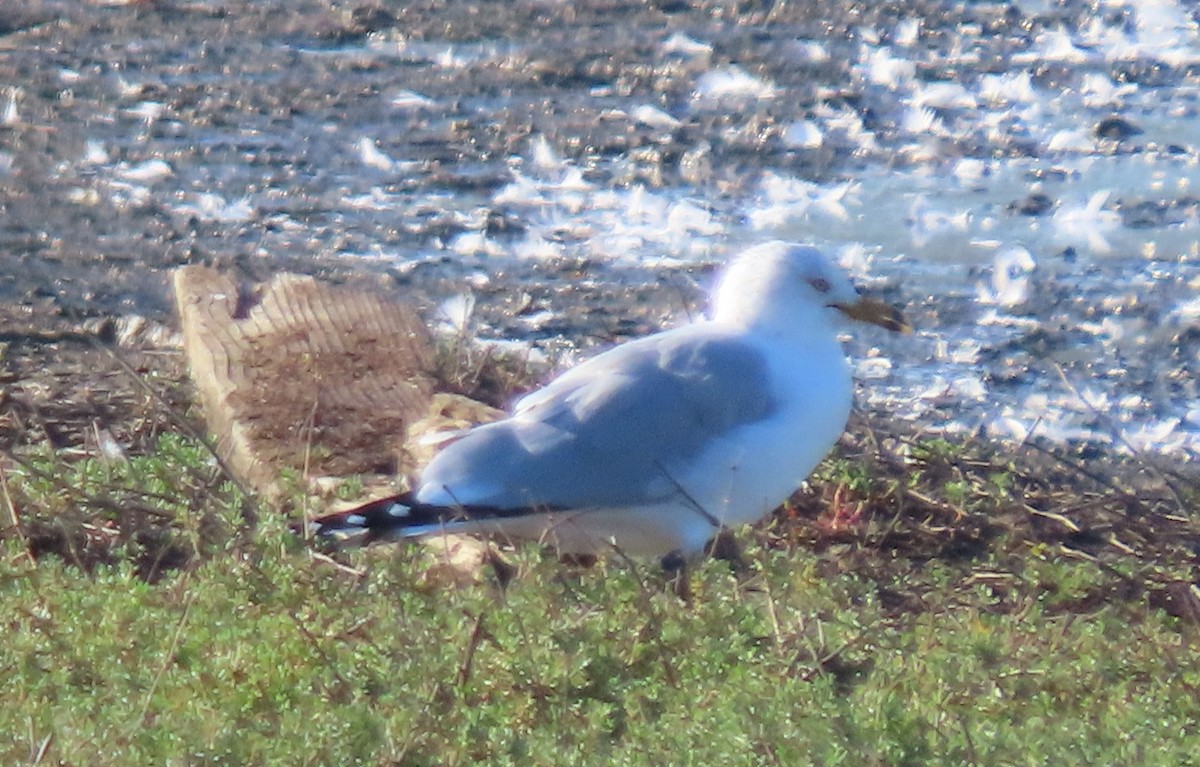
[712, 241, 909, 334]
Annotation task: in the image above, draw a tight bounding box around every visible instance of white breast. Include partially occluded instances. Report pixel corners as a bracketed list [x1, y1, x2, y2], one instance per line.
[668, 331, 852, 530]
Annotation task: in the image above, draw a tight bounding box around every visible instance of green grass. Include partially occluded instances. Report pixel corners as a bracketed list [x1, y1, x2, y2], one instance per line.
[2, 433, 1200, 765]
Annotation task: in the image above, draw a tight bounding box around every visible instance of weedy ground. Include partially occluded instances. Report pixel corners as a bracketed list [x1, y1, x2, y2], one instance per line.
[1, 337, 1198, 766]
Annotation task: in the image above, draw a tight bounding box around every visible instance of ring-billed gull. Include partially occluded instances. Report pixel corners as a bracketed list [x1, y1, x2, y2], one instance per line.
[314, 241, 907, 561]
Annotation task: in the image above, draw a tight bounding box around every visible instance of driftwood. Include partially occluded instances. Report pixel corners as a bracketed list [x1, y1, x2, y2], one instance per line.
[173, 266, 436, 496]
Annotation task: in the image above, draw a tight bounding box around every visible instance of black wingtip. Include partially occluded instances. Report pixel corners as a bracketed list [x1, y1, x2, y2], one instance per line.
[310, 492, 419, 546]
[309, 494, 558, 549]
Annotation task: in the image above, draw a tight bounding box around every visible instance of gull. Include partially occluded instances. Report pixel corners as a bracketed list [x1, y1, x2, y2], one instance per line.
[313, 242, 907, 564]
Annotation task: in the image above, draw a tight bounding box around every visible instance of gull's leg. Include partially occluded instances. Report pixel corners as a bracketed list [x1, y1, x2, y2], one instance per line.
[705, 528, 749, 574]
[660, 549, 693, 604]
[557, 552, 599, 568]
[485, 547, 517, 591]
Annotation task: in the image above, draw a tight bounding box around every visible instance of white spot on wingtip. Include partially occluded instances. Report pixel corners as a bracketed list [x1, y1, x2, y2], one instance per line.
[386, 504, 411, 518]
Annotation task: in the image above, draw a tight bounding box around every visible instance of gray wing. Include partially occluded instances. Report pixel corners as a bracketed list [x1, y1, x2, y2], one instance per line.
[416, 325, 777, 510]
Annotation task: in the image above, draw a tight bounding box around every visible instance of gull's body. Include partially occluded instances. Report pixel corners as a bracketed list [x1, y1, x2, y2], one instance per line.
[314, 242, 905, 559]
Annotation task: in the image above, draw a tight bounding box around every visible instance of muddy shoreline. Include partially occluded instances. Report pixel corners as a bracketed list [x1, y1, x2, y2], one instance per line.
[2, 1, 1199, 462]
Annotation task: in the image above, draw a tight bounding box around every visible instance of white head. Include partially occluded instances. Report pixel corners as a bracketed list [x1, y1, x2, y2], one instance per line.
[711, 241, 907, 335]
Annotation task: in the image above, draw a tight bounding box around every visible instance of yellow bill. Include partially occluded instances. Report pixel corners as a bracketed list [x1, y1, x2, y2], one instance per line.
[835, 296, 911, 333]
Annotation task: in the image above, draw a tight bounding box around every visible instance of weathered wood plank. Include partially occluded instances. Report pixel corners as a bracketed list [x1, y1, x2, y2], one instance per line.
[174, 266, 436, 495]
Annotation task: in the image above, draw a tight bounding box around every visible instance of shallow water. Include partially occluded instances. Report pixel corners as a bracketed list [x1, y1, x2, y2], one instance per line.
[2, 0, 1198, 456]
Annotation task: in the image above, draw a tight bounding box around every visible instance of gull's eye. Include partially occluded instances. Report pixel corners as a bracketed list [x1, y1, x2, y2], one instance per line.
[808, 276, 832, 293]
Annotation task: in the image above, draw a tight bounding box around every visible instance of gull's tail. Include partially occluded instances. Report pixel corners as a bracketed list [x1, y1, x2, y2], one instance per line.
[310, 493, 461, 547]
